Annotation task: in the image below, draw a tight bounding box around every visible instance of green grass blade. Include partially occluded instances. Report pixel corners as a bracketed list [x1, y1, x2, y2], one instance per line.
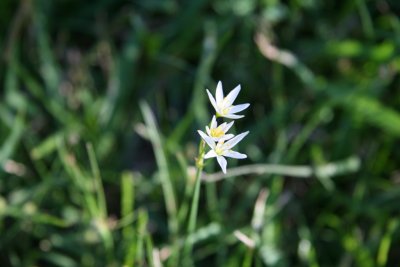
[86, 142, 107, 218]
[0, 111, 24, 166]
[140, 101, 178, 236]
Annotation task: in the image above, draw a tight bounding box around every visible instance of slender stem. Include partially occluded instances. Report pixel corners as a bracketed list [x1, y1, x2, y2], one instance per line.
[183, 139, 205, 266]
[188, 157, 203, 233]
[202, 157, 360, 182]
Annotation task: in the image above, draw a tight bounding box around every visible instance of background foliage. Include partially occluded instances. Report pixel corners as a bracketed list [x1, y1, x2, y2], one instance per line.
[1, 0, 400, 266]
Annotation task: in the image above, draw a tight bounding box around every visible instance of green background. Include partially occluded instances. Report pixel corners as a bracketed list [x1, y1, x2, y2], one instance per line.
[1, 0, 400, 266]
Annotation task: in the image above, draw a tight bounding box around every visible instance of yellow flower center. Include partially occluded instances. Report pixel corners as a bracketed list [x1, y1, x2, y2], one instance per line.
[215, 142, 224, 155]
[221, 107, 230, 115]
[210, 126, 224, 138]
[217, 100, 231, 116]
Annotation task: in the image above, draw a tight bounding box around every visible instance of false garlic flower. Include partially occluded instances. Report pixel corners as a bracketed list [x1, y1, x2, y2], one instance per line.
[206, 81, 250, 119]
[201, 115, 234, 142]
[198, 130, 249, 174]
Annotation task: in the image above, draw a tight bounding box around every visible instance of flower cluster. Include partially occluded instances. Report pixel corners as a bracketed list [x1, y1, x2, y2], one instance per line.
[198, 81, 250, 174]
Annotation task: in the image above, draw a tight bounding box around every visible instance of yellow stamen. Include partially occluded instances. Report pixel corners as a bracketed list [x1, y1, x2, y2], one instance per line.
[221, 107, 230, 115]
[215, 145, 224, 155]
[210, 126, 224, 138]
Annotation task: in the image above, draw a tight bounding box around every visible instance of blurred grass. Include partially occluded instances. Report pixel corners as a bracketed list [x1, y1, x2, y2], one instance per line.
[1, 0, 400, 266]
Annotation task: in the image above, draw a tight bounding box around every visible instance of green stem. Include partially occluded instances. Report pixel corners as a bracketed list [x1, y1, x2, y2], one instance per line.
[188, 158, 203, 233]
[183, 139, 205, 266]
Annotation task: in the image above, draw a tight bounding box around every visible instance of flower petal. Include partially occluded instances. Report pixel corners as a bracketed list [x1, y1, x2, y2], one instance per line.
[198, 130, 216, 148]
[222, 121, 234, 133]
[216, 155, 227, 174]
[229, 103, 250, 114]
[223, 150, 247, 159]
[204, 150, 217, 159]
[206, 89, 219, 113]
[224, 131, 249, 149]
[223, 114, 244, 119]
[211, 115, 217, 129]
[219, 134, 234, 141]
[206, 126, 211, 136]
[216, 81, 224, 104]
[224, 84, 241, 106]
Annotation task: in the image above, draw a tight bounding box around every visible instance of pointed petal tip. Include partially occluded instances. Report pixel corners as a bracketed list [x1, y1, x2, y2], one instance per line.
[206, 126, 211, 135]
[197, 129, 207, 138]
[224, 114, 244, 119]
[224, 150, 247, 159]
[216, 81, 224, 103]
[216, 156, 227, 174]
[211, 115, 217, 129]
[224, 130, 249, 149]
[206, 89, 219, 112]
[222, 121, 234, 132]
[229, 103, 250, 114]
[240, 130, 250, 138]
[224, 84, 242, 106]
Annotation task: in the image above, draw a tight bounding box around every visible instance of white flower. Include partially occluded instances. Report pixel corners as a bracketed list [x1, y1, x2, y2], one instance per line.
[198, 130, 249, 174]
[202, 115, 234, 142]
[206, 81, 250, 119]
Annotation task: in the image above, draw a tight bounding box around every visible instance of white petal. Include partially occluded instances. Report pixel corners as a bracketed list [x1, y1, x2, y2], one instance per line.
[211, 116, 218, 129]
[222, 121, 234, 133]
[206, 89, 219, 113]
[216, 156, 227, 174]
[224, 131, 249, 149]
[224, 84, 241, 106]
[229, 103, 250, 114]
[204, 150, 217, 159]
[219, 134, 234, 141]
[206, 126, 211, 136]
[223, 114, 244, 119]
[223, 150, 247, 159]
[216, 81, 224, 104]
[198, 130, 216, 148]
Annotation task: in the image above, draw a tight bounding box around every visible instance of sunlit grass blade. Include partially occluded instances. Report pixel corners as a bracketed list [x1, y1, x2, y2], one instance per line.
[2, 205, 68, 227]
[56, 138, 98, 218]
[140, 101, 178, 237]
[145, 234, 156, 267]
[30, 132, 63, 160]
[121, 171, 135, 239]
[298, 226, 319, 267]
[343, 95, 400, 137]
[377, 219, 398, 267]
[139, 101, 180, 267]
[135, 209, 148, 266]
[0, 111, 24, 167]
[86, 142, 107, 218]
